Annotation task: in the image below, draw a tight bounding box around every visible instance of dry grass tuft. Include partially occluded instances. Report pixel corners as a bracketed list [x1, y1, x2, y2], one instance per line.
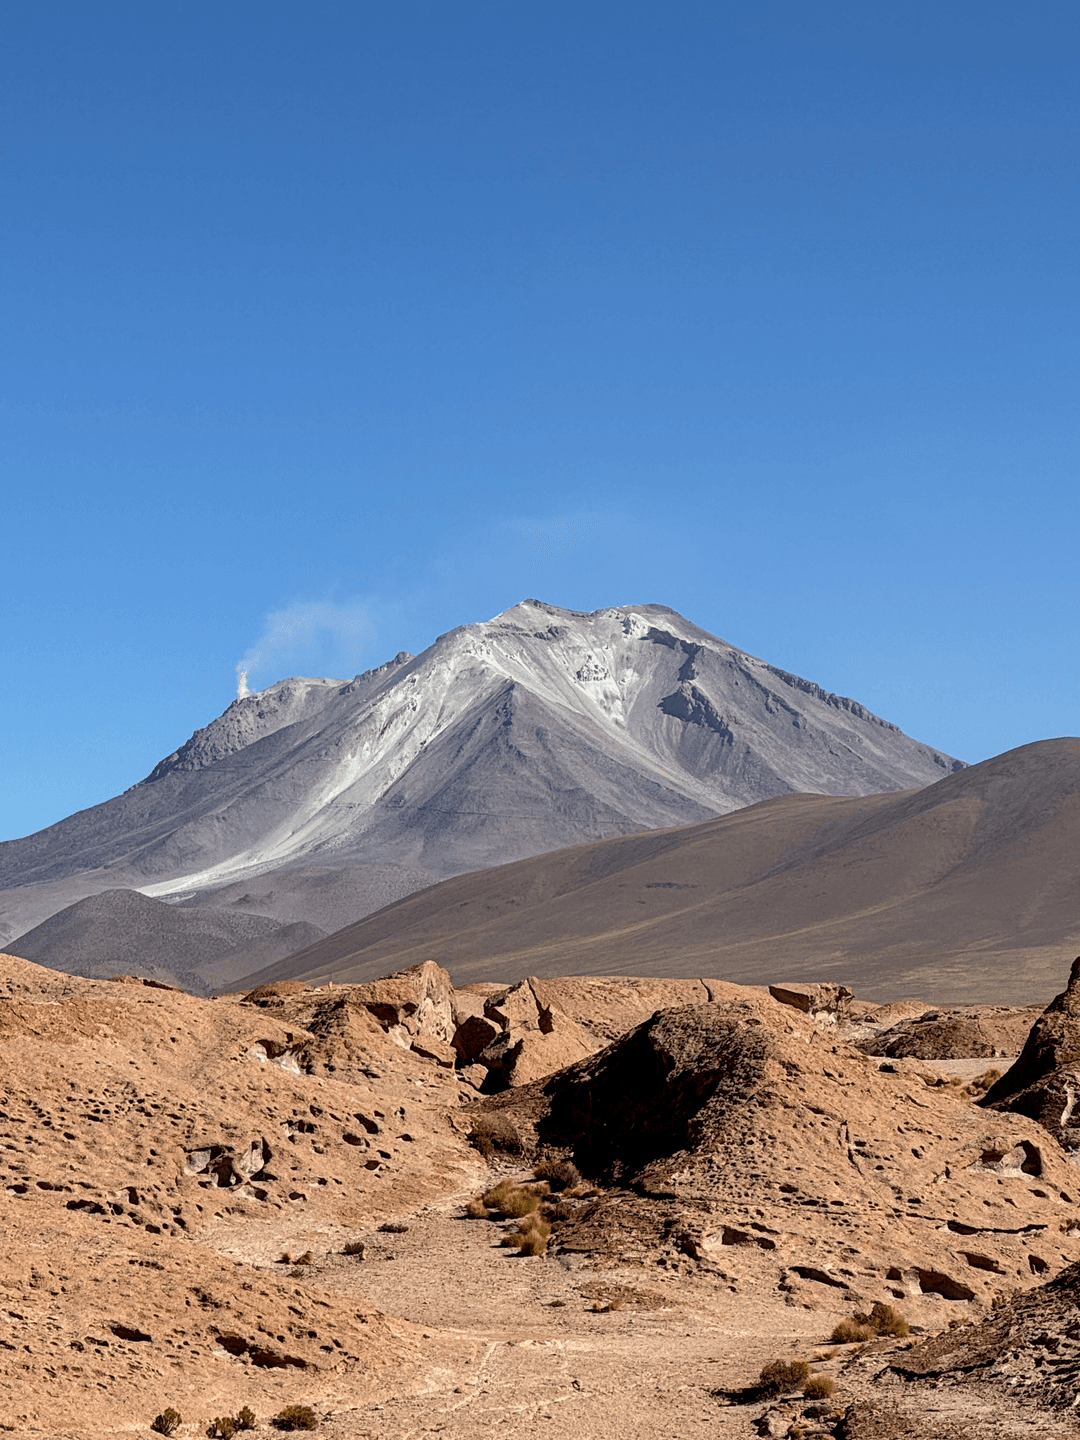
[968, 1067, 1004, 1095]
[502, 1210, 552, 1256]
[758, 1358, 811, 1395]
[803, 1373, 836, 1399]
[533, 1157, 583, 1191]
[272, 1403, 318, 1430]
[830, 1318, 873, 1344]
[481, 1179, 543, 1218]
[831, 1300, 909, 1344]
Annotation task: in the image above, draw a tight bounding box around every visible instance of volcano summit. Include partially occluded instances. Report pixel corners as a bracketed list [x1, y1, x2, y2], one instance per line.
[0, 600, 961, 945]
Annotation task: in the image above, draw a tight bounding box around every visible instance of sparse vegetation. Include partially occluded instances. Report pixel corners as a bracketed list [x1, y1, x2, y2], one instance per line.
[533, 1157, 582, 1191]
[151, 1411, 182, 1437]
[468, 1113, 522, 1159]
[465, 1195, 489, 1219]
[481, 1178, 543, 1218]
[341, 1239, 365, 1256]
[758, 1358, 811, 1395]
[208, 1419, 236, 1439]
[293, 1250, 315, 1265]
[272, 1403, 318, 1430]
[830, 1300, 909, 1344]
[502, 1211, 552, 1255]
[235, 1409, 257, 1432]
[829, 1318, 872, 1344]
[968, 1068, 1004, 1095]
[803, 1373, 836, 1399]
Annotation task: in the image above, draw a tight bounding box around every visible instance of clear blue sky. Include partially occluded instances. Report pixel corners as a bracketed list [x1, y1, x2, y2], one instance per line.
[3, 1, 1079, 841]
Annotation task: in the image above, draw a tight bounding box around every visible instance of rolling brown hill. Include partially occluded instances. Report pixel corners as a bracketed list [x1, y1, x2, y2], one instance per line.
[231, 737, 1080, 1005]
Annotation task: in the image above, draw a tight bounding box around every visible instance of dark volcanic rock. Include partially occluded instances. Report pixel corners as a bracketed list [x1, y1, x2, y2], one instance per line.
[981, 956, 1080, 1150]
[860, 1005, 1038, 1060]
[530, 1003, 776, 1184]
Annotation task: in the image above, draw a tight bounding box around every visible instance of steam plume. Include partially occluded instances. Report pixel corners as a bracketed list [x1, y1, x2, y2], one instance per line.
[234, 598, 375, 694]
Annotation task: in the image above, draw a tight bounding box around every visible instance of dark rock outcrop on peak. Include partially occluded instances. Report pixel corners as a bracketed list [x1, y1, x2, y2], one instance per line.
[0, 600, 962, 943]
[981, 956, 1080, 1148]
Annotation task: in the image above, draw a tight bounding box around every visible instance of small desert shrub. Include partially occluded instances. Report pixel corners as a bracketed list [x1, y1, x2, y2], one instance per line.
[273, 1403, 318, 1430]
[468, 1113, 522, 1158]
[235, 1409, 257, 1432]
[803, 1373, 836, 1399]
[758, 1359, 811, 1395]
[968, 1068, 1004, 1095]
[293, 1250, 315, 1265]
[342, 1240, 365, 1256]
[867, 1301, 909, 1338]
[534, 1157, 582, 1191]
[832, 1301, 909, 1344]
[503, 1212, 551, 1256]
[481, 1179, 542, 1218]
[465, 1195, 489, 1219]
[855, 1301, 909, 1338]
[829, 1318, 872, 1344]
[151, 1412, 182, 1437]
[208, 1419, 236, 1438]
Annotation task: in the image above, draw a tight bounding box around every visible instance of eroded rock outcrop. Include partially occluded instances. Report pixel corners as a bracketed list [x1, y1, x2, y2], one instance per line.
[347, 959, 456, 1057]
[769, 980, 852, 1024]
[981, 956, 1080, 1151]
[469, 977, 596, 1088]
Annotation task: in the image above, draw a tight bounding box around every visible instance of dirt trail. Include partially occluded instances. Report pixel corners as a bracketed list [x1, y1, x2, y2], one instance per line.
[262, 1180, 828, 1440]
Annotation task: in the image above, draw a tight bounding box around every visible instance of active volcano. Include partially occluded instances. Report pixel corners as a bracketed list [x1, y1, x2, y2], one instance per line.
[0, 600, 961, 944]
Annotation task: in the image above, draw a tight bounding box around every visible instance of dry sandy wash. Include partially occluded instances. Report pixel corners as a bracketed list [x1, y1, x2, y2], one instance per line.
[3, 951, 1080, 1438]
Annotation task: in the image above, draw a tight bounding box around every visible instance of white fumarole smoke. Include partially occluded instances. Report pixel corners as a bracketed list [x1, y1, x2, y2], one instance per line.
[236, 666, 249, 698]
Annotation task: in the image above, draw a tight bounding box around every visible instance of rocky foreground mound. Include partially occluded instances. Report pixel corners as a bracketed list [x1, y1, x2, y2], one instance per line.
[484, 987, 1080, 1317]
[6, 949, 1080, 1436]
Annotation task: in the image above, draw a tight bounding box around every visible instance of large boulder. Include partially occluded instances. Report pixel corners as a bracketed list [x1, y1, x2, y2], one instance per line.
[981, 956, 1080, 1150]
[768, 980, 852, 1024]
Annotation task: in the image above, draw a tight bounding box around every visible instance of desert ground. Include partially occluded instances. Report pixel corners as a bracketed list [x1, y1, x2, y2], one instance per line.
[3, 951, 1080, 1438]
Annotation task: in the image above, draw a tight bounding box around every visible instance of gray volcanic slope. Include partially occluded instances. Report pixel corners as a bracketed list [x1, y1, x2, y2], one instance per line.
[0, 599, 962, 938]
[8, 888, 327, 995]
[233, 738, 1080, 1008]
